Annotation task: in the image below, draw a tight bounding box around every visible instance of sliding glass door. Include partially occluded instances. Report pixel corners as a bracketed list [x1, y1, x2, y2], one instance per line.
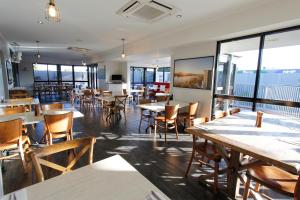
[213, 26, 300, 118]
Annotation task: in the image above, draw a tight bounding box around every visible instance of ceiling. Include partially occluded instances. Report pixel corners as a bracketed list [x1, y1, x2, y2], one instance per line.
[0, 0, 274, 62]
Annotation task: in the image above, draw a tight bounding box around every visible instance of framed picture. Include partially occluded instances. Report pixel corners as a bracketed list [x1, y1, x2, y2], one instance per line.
[6, 60, 13, 84]
[173, 56, 214, 90]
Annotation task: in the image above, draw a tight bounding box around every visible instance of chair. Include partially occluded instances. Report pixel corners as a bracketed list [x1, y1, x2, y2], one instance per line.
[229, 107, 241, 115]
[41, 103, 64, 111]
[185, 112, 228, 193]
[178, 102, 199, 127]
[9, 90, 29, 99]
[81, 90, 94, 108]
[43, 112, 73, 145]
[243, 165, 300, 200]
[0, 118, 31, 172]
[138, 99, 152, 132]
[155, 95, 168, 102]
[0, 106, 27, 115]
[30, 137, 96, 182]
[105, 95, 128, 121]
[154, 104, 179, 143]
[123, 89, 133, 103]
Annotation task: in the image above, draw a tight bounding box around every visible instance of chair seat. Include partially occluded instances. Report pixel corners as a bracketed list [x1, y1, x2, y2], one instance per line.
[248, 165, 297, 196]
[0, 136, 30, 151]
[155, 116, 175, 123]
[194, 142, 222, 162]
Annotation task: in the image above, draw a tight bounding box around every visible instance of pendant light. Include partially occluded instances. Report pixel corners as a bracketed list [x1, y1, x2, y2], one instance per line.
[82, 54, 87, 66]
[45, 0, 61, 22]
[121, 38, 126, 59]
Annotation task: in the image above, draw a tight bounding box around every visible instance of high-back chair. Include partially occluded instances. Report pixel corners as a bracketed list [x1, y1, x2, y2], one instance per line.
[30, 137, 96, 182]
[0, 118, 31, 172]
[43, 112, 73, 145]
[154, 104, 179, 143]
[178, 102, 199, 127]
[138, 98, 152, 132]
[41, 103, 64, 111]
[81, 90, 94, 108]
[243, 164, 300, 200]
[114, 95, 128, 118]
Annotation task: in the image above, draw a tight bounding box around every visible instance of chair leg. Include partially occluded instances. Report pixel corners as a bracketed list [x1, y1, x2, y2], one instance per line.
[174, 121, 179, 141]
[139, 114, 143, 132]
[213, 161, 219, 193]
[19, 144, 27, 173]
[164, 123, 167, 144]
[185, 147, 195, 177]
[243, 177, 251, 200]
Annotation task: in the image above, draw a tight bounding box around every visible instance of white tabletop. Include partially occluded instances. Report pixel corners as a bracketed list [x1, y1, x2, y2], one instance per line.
[190, 111, 300, 173]
[0, 98, 39, 108]
[1, 155, 169, 200]
[0, 108, 84, 125]
[137, 100, 188, 113]
[155, 93, 171, 97]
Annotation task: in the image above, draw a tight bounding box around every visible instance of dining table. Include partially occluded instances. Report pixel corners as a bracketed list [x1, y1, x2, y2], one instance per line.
[0, 155, 170, 200]
[185, 110, 300, 198]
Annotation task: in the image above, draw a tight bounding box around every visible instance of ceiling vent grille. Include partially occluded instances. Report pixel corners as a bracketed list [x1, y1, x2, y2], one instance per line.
[117, 0, 178, 23]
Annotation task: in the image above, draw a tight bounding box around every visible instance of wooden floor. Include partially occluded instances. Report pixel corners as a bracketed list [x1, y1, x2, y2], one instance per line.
[2, 100, 229, 200]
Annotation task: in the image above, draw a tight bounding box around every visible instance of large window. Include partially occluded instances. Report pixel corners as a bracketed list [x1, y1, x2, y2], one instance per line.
[61, 65, 73, 81]
[33, 64, 58, 82]
[156, 67, 170, 83]
[130, 67, 155, 88]
[213, 26, 300, 118]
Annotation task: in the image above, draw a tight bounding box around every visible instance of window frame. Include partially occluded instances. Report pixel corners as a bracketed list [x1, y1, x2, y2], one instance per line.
[212, 25, 300, 118]
[156, 67, 170, 83]
[130, 66, 156, 88]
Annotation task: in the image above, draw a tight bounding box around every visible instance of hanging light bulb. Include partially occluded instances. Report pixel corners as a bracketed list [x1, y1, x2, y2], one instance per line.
[82, 54, 87, 66]
[35, 41, 41, 64]
[45, 0, 61, 22]
[121, 38, 126, 59]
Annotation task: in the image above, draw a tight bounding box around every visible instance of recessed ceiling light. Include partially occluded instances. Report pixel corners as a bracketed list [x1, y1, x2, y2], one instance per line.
[176, 14, 183, 18]
[37, 20, 44, 24]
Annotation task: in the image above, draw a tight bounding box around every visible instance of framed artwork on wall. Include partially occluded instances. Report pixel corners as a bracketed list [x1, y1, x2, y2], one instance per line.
[173, 56, 214, 90]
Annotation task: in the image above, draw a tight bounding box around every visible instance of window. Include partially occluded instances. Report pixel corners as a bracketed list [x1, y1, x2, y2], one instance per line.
[74, 66, 88, 81]
[61, 65, 73, 81]
[130, 67, 156, 88]
[156, 67, 170, 83]
[33, 64, 58, 82]
[146, 68, 155, 83]
[213, 26, 300, 118]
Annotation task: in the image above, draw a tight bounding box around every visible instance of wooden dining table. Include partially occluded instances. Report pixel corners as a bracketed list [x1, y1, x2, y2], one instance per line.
[0, 98, 39, 108]
[186, 110, 300, 198]
[0, 155, 170, 200]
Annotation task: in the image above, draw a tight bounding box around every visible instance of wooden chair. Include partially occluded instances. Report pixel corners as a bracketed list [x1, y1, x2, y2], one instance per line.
[41, 103, 64, 111]
[178, 102, 199, 127]
[123, 89, 133, 103]
[154, 104, 179, 143]
[0, 106, 27, 115]
[0, 118, 31, 173]
[155, 95, 168, 102]
[229, 107, 241, 115]
[243, 165, 300, 200]
[105, 95, 128, 121]
[81, 90, 94, 108]
[185, 112, 228, 193]
[138, 99, 152, 132]
[43, 112, 73, 145]
[30, 137, 96, 182]
[9, 90, 29, 99]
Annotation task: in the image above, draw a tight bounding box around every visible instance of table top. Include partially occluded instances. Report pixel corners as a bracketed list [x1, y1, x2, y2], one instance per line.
[0, 98, 39, 108]
[137, 100, 188, 113]
[0, 155, 169, 200]
[186, 111, 300, 174]
[155, 93, 171, 97]
[130, 89, 144, 93]
[0, 108, 84, 125]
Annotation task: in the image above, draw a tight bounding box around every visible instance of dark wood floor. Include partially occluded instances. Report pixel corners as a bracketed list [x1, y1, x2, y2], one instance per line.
[3, 100, 230, 200]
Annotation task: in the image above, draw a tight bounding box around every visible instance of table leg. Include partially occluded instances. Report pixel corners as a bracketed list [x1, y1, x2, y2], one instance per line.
[227, 150, 241, 198]
[0, 156, 3, 196]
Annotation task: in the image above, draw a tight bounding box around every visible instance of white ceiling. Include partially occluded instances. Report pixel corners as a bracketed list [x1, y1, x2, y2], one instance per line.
[0, 0, 275, 62]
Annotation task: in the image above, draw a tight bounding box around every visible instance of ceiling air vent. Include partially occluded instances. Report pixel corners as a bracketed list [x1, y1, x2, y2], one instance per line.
[117, 0, 178, 23]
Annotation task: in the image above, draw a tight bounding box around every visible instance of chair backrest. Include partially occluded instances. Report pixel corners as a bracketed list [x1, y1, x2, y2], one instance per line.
[41, 103, 64, 111]
[83, 90, 93, 98]
[0, 106, 27, 115]
[44, 112, 73, 134]
[165, 104, 179, 120]
[122, 89, 128, 95]
[295, 175, 300, 200]
[114, 95, 128, 108]
[30, 137, 96, 182]
[9, 90, 29, 99]
[213, 111, 227, 119]
[156, 96, 168, 102]
[229, 107, 241, 115]
[188, 102, 199, 117]
[139, 98, 151, 105]
[102, 91, 112, 97]
[0, 118, 22, 144]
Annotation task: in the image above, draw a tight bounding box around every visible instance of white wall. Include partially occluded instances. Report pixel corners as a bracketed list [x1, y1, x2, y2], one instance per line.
[171, 41, 216, 118]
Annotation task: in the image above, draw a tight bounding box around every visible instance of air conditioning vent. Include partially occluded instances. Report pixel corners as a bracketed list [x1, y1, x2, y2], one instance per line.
[117, 0, 178, 23]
